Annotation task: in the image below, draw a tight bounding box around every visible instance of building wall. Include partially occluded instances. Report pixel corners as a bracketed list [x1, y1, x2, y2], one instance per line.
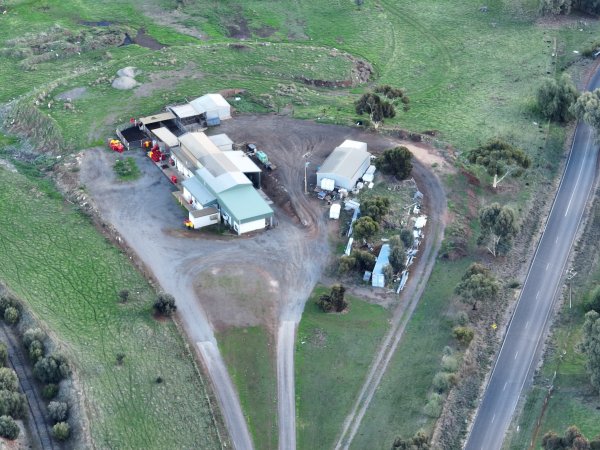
[172, 154, 194, 178]
[317, 172, 353, 190]
[237, 218, 267, 234]
[189, 211, 220, 229]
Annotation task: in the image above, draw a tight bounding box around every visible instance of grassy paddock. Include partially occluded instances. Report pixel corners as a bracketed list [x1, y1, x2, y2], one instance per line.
[0, 167, 221, 449]
[351, 258, 473, 449]
[295, 286, 390, 450]
[217, 326, 277, 450]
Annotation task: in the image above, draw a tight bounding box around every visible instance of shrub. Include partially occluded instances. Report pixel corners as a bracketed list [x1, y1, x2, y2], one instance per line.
[153, 293, 176, 317]
[400, 229, 413, 248]
[0, 295, 19, 317]
[0, 343, 7, 367]
[375, 146, 413, 180]
[0, 415, 19, 440]
[453, 326, 475, 344]
[52, 421, 70, 441]
[441, 355, 459, 373]
[0, 390, 25, 418]
[3, 307, 19, 325]
[113, 157, 140, 180]
[0, 368, 18, 392]
[585, 286, 600, 313]
[338, 255, 356, 274]
[432, 371, 457, 394]
[116, 353, 125, 365]
[47, 401, 68, 423]
[352, 250, 376, 272]
[34, 354, 69, 384]
[28, 340, 44, 362]
[453, 311, 469, 327]
[118, 289, 130, 303]
[41, 384, 59, 400]
[424, 392, 443, 418]
[22, 328, 45, 349]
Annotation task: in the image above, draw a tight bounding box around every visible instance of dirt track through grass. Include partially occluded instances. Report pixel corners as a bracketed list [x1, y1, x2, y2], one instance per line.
[0, 167, 221, 449]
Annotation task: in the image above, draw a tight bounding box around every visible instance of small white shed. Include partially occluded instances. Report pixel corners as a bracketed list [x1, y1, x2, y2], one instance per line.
[189, 207, 220, 229]
[329, 203, 341, 220]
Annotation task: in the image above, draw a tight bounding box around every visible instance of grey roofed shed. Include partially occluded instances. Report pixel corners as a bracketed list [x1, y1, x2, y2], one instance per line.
[169, 104, 199, 119]
[316, 140, 371, 191]
[190, 94, 231, 120]
[195, 167, 251, 194]
[182, 176, 217, 206]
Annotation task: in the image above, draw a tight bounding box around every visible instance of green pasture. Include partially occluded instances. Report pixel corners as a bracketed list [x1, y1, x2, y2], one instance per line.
[218, 326, 277, 450]
[295, 286, 390, 450]
[0, 167, 221, 449]
[351, 259, 473, 449]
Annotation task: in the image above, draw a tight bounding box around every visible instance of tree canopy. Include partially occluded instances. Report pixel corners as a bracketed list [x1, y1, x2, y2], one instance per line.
[353, 216, 379, 240]
[375, 146, 413, 180]
[318, 285, 348, 313]
[478, 203, 519, 256]
[571, 88, 600, 135]
[355, 93, 395, 128]
[388, 236, 406, 273]
[537, 74, 579, 122]
[541, 0, 600, 14]
[455, 263, 499, 310]
[374, 85, 410, 111]
[468, 139, 531, 188]
[361, 196, 391, 222]
[581, 310, 600, 393]
[542, 425, 600, 449]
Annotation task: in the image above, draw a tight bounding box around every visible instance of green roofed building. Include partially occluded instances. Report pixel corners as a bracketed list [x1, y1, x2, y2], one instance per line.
[177, 131, 274, 234]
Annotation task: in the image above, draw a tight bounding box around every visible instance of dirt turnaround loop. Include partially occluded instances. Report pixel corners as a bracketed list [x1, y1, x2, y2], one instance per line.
[79, 113, 447, 449]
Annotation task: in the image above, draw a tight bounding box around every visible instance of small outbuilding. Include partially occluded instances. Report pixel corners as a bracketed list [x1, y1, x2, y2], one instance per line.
[317, 140, 371, 191]
[151, 127, 179, 151]
[190, 94, 231, 121]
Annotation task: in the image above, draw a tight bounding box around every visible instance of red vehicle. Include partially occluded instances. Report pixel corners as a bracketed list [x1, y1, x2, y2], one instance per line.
[109, 139, 124, 153]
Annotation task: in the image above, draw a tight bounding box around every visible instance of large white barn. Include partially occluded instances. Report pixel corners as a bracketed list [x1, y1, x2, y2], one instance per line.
[316, 140, 371, 191]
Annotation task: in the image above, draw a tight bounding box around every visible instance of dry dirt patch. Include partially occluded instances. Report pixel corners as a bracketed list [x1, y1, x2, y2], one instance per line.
[195, 265, 278, 332]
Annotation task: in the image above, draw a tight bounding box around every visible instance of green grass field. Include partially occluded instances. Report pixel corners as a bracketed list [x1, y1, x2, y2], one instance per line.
[2, 0, 600, 447]
[295, 286, 390, 450]
[351, 259, 473, 449]
[217, 326, 277, 450]
[0, 167, 221, 449]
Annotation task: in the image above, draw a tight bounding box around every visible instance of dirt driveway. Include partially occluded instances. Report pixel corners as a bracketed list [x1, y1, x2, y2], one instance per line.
[79, 113, 446, 449]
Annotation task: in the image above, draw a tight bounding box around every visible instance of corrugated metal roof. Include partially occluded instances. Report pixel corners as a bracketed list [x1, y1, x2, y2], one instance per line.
[152, 127, 179, 147]
[171, 147, 198, 171]
[318, 145, 370, 180]
[372, 244, 390, 288]
[195, 168, 251, 194]
[208, 133, 233, 148]
[340, 139, 368, 151]
[169, 104, 199, 119]
[202, 152, 239, 177]
[190, 206, 219, 218]
[182, 177, 217, 206]
[178, 132, 220, 161]
[139, 111, 175, 125]
[218, 185, 273, 223]
[190, 93, 230, 113]
[223, 151, 261, 173]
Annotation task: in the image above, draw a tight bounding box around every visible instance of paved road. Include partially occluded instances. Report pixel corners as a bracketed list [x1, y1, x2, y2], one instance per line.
[464, 69, 600, 450]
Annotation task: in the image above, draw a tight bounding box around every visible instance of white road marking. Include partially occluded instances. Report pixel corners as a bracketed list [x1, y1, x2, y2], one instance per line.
[565, 130, 592, 216]
[525, 321, 530, 329]
[503, 382, 508, 391]
[514, 351, 519, 359]
[491, 414, 495, 424]
[536, 291, 540, 299]
[546, 263, 550, 271]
